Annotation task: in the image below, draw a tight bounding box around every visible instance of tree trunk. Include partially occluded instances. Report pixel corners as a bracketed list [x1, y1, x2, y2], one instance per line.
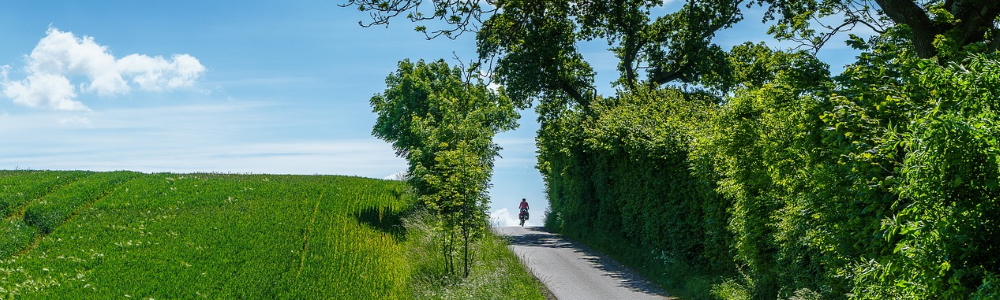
[463, 225, 471, 278]
[874, 0, 1000, 59]
[874, 0, 940, 58]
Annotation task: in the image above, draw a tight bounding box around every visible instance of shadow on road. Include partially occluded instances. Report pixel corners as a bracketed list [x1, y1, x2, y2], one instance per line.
[503, 227, 575, 249]
[578, 249, 671, 297]
[502, 226, 672, 298]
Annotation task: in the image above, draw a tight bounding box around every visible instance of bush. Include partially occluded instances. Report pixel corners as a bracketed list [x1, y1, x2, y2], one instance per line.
[538, 88, 732, 297]
[846, 53, 1000, 299]
[537, 43, 1000, 298]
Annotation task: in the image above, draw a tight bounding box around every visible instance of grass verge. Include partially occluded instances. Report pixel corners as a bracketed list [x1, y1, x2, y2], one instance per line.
[404, 209, 549, 300]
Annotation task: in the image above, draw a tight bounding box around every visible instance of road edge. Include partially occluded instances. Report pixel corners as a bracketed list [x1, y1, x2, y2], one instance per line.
[494, 227, 559, 300]
[497, 226, 676, 300]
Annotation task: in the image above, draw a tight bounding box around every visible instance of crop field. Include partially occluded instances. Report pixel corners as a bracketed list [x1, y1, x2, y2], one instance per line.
[0, 170, 419, 299]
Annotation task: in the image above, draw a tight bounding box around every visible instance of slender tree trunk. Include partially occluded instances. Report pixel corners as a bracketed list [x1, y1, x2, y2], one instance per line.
[443, 228, 455, 275]
[451, 228, 457, 275]
[463, 224, 471, 278]
[439, 229, 447, 275]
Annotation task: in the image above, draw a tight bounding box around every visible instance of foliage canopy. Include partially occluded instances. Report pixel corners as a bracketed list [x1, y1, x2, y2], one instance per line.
[370, 58, 518, 277]
[351, 0, 1000, 298]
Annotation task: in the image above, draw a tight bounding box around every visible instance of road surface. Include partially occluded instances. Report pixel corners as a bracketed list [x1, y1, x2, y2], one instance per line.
[494, 226, 674, 300]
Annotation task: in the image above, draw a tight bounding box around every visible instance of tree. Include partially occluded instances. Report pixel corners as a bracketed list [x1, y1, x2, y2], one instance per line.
[347, 0, 1000, 100]
[370, 59, 518, 277]
[351, 0, 1000, 297]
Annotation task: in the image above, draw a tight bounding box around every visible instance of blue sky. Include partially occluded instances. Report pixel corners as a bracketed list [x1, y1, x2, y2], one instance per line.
[0, 1, 862, 226]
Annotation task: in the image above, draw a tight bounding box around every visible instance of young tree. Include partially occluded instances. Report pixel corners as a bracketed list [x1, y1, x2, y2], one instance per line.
[370, 59, 518, 277]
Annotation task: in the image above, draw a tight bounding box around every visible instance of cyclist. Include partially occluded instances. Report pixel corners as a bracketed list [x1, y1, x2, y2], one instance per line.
[518, 198, 529, 223]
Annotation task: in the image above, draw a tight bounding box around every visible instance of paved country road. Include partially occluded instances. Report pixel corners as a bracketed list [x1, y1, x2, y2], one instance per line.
[494, 226, 675, 300]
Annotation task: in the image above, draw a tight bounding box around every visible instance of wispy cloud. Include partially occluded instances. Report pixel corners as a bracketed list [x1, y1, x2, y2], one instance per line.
[1, 27, 206, 111]
[57, 116, 93, 127]
[0, 103, 405, 177]
[0, 134, 405, 177]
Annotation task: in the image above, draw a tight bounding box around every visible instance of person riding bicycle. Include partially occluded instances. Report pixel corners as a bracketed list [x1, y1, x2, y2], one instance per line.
[518, 198, 529, 220]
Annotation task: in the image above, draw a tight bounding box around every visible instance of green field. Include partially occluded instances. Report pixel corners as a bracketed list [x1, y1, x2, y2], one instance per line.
[0, 170, 545, 299]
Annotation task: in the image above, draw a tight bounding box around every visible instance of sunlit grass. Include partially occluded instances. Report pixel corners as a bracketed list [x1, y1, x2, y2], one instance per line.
[404, 210, 548, 300]
[0, 171, 546, 299]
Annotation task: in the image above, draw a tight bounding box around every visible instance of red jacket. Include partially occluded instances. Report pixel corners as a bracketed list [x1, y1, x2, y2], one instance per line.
[519, 201, 529, 210]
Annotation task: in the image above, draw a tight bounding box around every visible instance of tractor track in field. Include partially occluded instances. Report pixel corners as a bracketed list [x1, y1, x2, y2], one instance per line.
[297, 190, 326, 278]
[13, 174, 140, 258]
[2, 172, 90, 221]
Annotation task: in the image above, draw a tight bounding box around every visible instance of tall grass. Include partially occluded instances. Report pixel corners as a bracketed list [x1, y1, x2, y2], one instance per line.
[0, 171, 546, 299]
[405, 210, 548, 300]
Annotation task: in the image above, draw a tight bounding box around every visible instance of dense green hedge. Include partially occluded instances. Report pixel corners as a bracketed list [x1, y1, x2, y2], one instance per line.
[539, 44, 1000, 299]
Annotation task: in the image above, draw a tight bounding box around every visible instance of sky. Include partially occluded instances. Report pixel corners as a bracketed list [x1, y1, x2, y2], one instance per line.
[0, 1, 862, 227]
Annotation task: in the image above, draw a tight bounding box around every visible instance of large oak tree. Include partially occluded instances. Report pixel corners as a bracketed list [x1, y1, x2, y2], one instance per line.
[346, 0, 1000, 106]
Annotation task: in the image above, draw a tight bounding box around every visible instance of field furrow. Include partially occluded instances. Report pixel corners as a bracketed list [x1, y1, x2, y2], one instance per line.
[0, 172, 412, 299]
[0, 171, 92, 219]
[1, 171, 547, 299]
[296, 190, 324, 279]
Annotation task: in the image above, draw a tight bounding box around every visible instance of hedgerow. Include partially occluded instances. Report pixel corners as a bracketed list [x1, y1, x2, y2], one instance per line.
[538, 42, 1000, 299]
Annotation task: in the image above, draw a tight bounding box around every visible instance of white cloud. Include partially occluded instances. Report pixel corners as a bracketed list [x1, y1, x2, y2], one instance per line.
[118, 53, 205, 91]
[1, 71, 86, 110]
[1, 27, 206, 111]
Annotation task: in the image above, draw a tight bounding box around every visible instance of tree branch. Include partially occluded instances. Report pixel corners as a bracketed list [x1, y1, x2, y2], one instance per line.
[808, 17, 887, 54]
[343, 0, 498, 40]
[644, 0, 738, 87]
[873, 0, 941, 58]
[556, 79, 588, 108]
[950, 0, 1000, 47]
[649, 65, 690, 87]
[620, 34, 642, 90]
